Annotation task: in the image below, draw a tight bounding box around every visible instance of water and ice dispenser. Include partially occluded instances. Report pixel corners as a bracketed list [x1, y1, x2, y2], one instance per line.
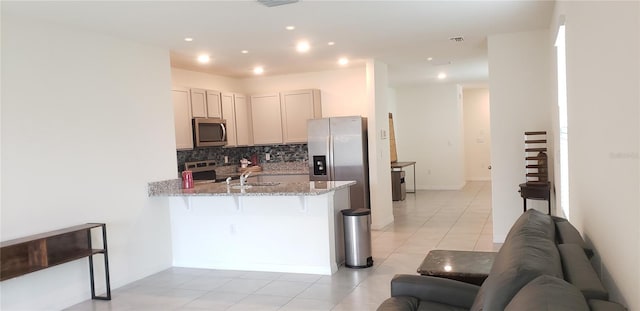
[313, 155, 327, 176]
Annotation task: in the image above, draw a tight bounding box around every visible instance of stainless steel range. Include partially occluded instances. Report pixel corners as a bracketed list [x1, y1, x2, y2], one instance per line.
[184, 160, 217, 182]
[184, 160, 241, 183]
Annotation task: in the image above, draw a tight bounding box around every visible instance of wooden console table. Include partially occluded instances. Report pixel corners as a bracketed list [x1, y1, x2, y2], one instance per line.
[0, 223, 111, 300]
[518, 182, 551, 215]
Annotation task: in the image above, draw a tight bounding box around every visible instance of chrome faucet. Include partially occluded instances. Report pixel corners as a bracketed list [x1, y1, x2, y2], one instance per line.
[240, 171, 252, 186]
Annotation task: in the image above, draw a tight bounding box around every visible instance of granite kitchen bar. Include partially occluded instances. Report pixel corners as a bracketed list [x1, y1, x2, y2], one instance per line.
[149, 179, 355, 275]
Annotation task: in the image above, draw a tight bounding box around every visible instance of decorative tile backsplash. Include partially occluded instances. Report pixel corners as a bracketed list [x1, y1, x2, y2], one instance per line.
[177, 144, 308, 172]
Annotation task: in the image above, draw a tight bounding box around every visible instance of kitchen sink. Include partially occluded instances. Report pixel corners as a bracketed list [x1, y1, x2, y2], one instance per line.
[247, 182, 280, 187]
[229, 182, 280, 189]
[231, 184, 252, 189]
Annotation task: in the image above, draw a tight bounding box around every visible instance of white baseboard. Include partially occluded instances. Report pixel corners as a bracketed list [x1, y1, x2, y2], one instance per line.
[417, 182, 467, 191]
[466, 177, 492, 181]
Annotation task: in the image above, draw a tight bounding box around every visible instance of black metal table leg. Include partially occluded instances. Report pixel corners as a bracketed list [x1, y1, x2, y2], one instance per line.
[88, 224, 111, 300]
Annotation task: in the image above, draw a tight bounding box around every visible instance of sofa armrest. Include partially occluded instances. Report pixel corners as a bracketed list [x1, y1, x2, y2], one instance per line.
[588, 299, 627, 311]
[390, 274, 480, 309]
[377, 296, 419, 311]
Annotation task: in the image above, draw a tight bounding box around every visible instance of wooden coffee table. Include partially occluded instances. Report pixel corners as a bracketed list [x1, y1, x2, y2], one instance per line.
[417, 250, 497, 285]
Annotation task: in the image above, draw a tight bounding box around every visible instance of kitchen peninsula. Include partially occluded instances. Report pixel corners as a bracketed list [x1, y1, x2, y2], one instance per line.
[149, 179, 355, 275]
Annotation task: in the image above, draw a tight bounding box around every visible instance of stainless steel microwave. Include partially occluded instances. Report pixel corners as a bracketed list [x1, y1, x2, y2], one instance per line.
[192, 118, 227, 147]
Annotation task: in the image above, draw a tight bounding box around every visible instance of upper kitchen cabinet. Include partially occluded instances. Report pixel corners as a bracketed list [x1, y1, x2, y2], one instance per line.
[250, 93, 283, 145]
[190, 88, 207, 118]
[249, 89, 322, 145]
[172, 87, 194, 150]
[206, 90, 222, 118]
[280, 89, 322, 143]
[221, 93, 237, 146]
[190, 88, 222, 118]
[221, 93, 252, 147]
[234, 94, 252, 146]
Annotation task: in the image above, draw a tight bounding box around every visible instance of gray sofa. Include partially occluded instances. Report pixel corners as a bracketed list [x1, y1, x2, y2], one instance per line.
[377, 209, 626, 311]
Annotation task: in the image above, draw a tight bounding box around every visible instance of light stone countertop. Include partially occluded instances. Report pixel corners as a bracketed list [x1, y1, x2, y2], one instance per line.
[148, 162, 348, 196]
[148, 179, 355, 197]
[214, 162, 308, 178]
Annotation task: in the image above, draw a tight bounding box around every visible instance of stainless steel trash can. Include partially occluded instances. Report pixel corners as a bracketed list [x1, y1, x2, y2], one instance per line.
[342, 208, 373, 268]
[392, 170, 406, 201]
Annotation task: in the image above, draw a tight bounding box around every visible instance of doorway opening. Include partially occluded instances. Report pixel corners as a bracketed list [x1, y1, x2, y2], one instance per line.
[463, 87, 492, 182]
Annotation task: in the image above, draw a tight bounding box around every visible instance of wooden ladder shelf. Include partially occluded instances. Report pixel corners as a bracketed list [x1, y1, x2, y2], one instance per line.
[519, 131, 551, 214]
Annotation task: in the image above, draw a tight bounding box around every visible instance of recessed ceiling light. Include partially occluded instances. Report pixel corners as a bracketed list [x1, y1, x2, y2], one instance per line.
[437, 72, 447, 80]
[184, 37, 193, 42]
[197, 54, 210, 63]
[328, 42, 335, 46]
[286, 26, 295, 30]
[296, 41, 310, 53]
[427, 57, 433, 61]
[241, 50, 249, 54]
[338, 57, 349, 66]
[253, 66, 264, 75]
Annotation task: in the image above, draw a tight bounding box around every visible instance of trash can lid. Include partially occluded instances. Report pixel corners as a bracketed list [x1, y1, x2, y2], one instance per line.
[341, 208, 371, 216]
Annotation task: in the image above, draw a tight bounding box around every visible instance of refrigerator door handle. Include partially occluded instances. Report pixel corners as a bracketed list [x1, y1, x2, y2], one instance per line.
[328, 135, 335, 180]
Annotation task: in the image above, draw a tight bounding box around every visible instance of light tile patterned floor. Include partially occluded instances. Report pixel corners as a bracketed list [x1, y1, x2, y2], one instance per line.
[67, 181, 497, 311]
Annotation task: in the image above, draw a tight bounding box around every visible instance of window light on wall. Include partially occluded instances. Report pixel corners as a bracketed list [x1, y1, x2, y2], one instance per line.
[555, 24, 570, 219]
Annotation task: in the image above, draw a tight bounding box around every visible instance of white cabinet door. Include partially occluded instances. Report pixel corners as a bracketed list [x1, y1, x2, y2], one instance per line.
[172, 88, 194, 150]
[206, 90, 222, 118]
[280, 89, 322, 143]
[221, 93, 237, 147]
[250, 93, 283, 145]
[222, 93, 251, 147]
[190, 88, 207, 118]
[234, 94, 252, 146]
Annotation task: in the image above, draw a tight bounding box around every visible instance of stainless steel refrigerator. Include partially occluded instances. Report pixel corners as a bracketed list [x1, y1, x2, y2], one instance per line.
[308, 116, 370, 210]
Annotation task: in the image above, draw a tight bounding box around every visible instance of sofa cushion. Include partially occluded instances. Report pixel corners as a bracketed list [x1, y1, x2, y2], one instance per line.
[504, 275, 589, 310]
[504, 209, 556, 243]
[558, 243, 608, 300]
[555, 219, 594, 258]
[377, 297, 468, 311]
[470, 210, 563, 311]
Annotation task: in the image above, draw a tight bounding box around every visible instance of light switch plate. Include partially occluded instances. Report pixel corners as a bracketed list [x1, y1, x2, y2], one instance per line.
[380, 129, 387, 140]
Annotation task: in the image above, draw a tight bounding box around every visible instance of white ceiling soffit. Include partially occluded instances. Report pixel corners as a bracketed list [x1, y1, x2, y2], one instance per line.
[257, 0, 300, 8]
[1, 1, 554, 86]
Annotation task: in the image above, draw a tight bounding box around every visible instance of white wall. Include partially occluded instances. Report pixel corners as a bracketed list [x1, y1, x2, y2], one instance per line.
[488, 30, 552, 242]
[0, 17, 176, 310]
[394, 84, 465, 190]
[552, 1, 639, 309]
[366, 60, 394, 229]
[171, 68, 245, 93]
[243, 67, 367, 118]
[463, 88, 491, 181]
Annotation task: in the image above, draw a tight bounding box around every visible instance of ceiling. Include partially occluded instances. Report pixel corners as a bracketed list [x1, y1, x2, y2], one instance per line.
[2, 1, 554, 86]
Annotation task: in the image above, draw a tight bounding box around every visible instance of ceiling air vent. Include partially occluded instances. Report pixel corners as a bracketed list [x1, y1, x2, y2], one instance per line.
[257, 0, 299, 7]
[449, 36, 464, 42]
